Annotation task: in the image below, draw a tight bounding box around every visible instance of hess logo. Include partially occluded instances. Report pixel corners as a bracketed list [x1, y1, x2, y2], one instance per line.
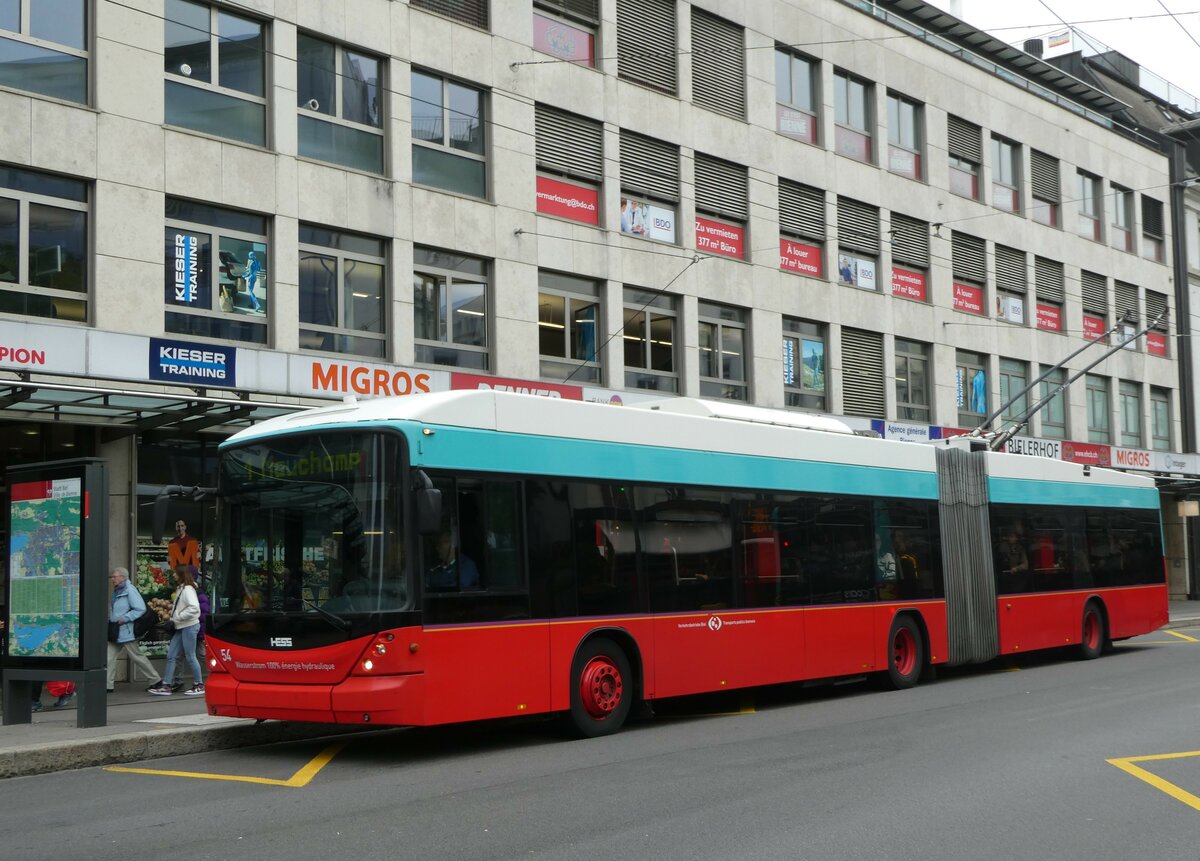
[269, 637, 293, 647]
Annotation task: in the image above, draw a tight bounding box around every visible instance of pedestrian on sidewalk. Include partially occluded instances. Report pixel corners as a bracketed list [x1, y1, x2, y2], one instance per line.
[107, 566, 163, 693]
[147, 565, 205, 697]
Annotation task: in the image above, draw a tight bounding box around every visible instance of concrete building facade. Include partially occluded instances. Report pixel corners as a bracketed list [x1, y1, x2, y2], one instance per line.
[0, 0, 1193, 606]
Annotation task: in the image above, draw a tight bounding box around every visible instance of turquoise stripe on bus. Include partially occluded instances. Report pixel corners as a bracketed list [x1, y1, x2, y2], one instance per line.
[988, 476, 1159, 509]
[408, 424, 938, 498]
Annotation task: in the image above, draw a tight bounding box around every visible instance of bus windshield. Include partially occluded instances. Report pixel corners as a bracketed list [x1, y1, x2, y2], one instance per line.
[216, 430, 408, 624]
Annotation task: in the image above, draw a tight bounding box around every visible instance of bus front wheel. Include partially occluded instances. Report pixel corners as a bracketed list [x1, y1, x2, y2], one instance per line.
[1077, 602, 1106, 661]
[885, 616, 924, 689]
[569, 637, 633, 738]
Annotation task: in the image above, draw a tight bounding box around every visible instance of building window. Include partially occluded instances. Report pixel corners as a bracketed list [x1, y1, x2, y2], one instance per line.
[413, 246, 489, 369]
[1188, 208, 1200, 271]
[1114, 281, 1139, 350]
[410, 0, 488, 29]
[411, 70, 486, 198]
[296, 35, 383, 174]
[837, 197, 878, 291]
[994, 244, 1026, 325]
[998, 359, 1028, 423]
[164, 0, 265, 146]
[538, 270, 600, 384]
[623, 286, 678, 392]
[1142, 195, 1165, 263]
[842, 328, 884, 419]
[991, 136, 1019, 212]
[948, 115, 981, 200]
[1080, 269, 1108, 341]
[890, 214, 929, 302]
[1111, 185, 1134, 252]
[164, 198, 267, 344]
[1076, 171, 1102, 241]
[1038, 366, 1066, 439]
[1151, 387, 1170, 451]
[535, 105, 602, 225]
[619, 130, 678, 243]
[0, 0, 86, 102]
[298, 225, 386, 359]
[833, 70, 871, 163]
[533, 0, 598, 66]
[956, 350, 988, 429]
[895, 339, 929, 422]
[1119, 380, 1141, 448]
[1086, 374, 1110, 444]
[778, 180, 825, 278]
[617, 0, 676, 95]
[698, 302, 747, 401]
[1146, 289, 1169, 357]
[775, 48, 817, 144]
[0, 165, 87, 322]
[951, 231, 986, 316]
[886, 93, 921, 180]
[783, 318, 825, 410]
[1029, 150, 1059, 227]
[691, 8, 744, 120]
[1034, 256, 1064, 333]
[694, 153, 747, 259]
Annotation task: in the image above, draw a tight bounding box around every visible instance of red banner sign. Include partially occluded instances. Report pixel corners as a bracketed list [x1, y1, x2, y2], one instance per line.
[451, 373, 583, 400]
[1082, 314, 1107, 341]
[952, 282, 983, 315]
[535, 176, 599, 225]
[1147, 331, 1168, 356]
[1061, 441, 1112, 467]
[1036, 303, 1062, 332]
[695, 217, 744, 259]
[779, 238, 822, 277]
[890, 266, 927, 301]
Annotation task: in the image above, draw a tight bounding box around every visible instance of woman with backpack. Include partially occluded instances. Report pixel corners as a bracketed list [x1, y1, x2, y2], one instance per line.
[106, 566, 163, 694]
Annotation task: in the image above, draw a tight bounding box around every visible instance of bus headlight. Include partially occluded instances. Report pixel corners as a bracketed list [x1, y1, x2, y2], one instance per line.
[362, 659, 374, 671]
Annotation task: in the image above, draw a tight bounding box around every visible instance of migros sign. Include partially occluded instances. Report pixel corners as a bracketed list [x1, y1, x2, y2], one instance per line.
[300, 359, 442, 398]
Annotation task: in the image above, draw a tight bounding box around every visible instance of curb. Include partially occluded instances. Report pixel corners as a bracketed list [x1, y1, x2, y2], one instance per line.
[0, 720, 369, 780]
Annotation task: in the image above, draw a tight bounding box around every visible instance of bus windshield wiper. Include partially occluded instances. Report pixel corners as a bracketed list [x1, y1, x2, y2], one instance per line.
[304, 596, 351, 631]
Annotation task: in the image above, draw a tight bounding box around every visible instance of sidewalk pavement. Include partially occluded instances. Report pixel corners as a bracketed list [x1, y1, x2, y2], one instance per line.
[3, 602, 1200, 780]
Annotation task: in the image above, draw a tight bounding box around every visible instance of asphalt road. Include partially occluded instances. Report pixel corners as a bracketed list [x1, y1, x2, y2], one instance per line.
[4, 627, 1200, 861]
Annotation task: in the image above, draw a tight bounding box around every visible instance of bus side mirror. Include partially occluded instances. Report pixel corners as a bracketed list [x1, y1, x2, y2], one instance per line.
[416, 488, 441, 535]
[412, 470, 441, 535]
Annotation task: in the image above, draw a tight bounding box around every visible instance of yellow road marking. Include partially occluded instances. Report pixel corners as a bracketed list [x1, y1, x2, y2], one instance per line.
[1165, 630, 1200, 643]
[1108, 750, 1200, 812]
[103, 742, 346, 787]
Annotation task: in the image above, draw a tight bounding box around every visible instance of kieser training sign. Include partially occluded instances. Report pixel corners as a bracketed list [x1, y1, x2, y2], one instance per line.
[148, 337, 236, 387]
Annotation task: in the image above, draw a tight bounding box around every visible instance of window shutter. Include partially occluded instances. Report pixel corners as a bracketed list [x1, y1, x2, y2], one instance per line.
[695, 153, 747, 221]
[947, 115, 982, 162]
[841, 328, 885, 418]
[994, 245, 1026, 293]
[837, 197, 879, 255]
[617, 0, 677, 95]
[951, 232, 985, 283]
[890, 214, 929, 268]
[1142, 196, 1164, 237]
[1030, 151, 1060, 202]
[1146, 289, 1168, 328]
[691, 8, 745, 119]
[536, 105, 603, 182]
[1034, 256, 1064, 304]
[411, 0, 489, 29]
[779, 180, 825, 239]
[1081, 271, 1107, 313]
[535, 0, 599, 25]
[1115, 281, 1139, 321]
[620, 130, 678, 201]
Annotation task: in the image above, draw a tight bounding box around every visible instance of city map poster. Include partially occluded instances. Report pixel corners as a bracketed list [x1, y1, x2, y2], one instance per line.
[7, 478, 82, 659]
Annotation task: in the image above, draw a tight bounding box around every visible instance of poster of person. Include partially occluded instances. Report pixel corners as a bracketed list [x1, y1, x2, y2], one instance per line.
[218, 238, 268, 317]
[838, 254, 876, 290]
[619, 196, 676, 243]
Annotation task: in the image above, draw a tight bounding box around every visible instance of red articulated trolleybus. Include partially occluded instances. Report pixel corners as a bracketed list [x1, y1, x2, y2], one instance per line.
[203, 390, 1167, 736]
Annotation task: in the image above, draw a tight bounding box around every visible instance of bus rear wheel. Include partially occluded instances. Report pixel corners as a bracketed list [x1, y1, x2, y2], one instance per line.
[1077, 602, 1106, 660]
[569, 637, 633, 738]
[885, 616, 923, 689]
